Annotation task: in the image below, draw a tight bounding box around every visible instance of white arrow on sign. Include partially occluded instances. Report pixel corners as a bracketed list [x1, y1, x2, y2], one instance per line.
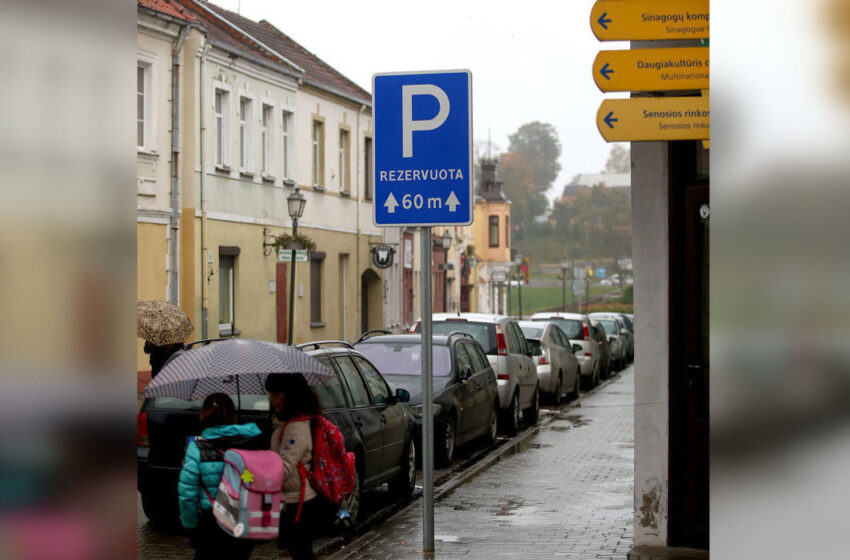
[385, 192, 399, 213]
[446, 191, 460, 212]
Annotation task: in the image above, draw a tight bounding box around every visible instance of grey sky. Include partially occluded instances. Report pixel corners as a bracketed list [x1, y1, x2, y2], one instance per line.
[212, 0, 628, 202]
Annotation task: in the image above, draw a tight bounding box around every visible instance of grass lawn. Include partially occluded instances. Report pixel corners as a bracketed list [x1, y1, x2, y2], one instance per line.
[507, 282, 622, 316]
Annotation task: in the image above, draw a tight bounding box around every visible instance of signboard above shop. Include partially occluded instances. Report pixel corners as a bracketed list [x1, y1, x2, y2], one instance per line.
[372, 70, 473, 227]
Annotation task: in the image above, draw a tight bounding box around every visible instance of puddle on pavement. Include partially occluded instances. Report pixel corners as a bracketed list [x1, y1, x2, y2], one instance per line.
[434, 535, 461, 543]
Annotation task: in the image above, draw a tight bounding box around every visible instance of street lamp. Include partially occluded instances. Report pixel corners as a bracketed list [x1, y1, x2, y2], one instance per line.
[287, 188, 306, 345]
[439, 230, 452, 312]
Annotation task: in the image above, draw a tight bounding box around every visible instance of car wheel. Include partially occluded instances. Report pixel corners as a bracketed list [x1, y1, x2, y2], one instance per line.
[483, 401, 499, 447]
[388, 439, 416, 498]
[501, 391, 521, 436]
[524, 385, 540, 425]
[435, 417, 456, 467]
[552, 373, 563, 406]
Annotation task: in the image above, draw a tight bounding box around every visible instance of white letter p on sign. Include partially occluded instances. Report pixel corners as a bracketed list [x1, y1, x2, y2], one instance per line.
[402, 84, 450, 158]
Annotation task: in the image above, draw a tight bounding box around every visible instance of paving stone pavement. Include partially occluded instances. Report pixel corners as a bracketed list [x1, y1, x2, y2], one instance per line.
[329, 366, 635, 560]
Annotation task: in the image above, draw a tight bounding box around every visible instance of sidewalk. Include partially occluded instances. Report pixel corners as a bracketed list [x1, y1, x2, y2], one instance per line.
[328, 367, 635, 560]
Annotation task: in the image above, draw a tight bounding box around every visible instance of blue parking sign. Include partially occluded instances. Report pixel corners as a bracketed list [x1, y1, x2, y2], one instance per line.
[372, 70, 473, 226]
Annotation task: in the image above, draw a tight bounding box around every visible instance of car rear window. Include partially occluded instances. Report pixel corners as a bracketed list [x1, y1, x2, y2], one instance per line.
[597, 320, 619, 335]
[149, 394, 270, 412]
[430, 321, 497, 354]
[533, 318, 583, 339]
[519, 325, 544, 339]
[355, 342, 452, 376]
[525, 338, 541, 355]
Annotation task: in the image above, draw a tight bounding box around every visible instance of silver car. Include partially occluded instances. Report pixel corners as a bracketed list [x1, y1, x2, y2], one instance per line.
[589, 313, 629, 371]
[518, 321, 580, 405]
[413, 313, 540, 435]
[530, 312, 601, 389]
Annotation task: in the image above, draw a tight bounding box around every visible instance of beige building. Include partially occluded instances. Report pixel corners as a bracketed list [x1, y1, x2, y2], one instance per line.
[136, 1, 201, 373]
[179, 1, 381, 346]
[137, 0, 384, 377]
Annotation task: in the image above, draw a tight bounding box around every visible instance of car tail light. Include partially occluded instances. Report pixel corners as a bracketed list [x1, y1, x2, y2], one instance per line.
[495, 324, 507, 356]
[584, 352, 593, 357]
[539, 352, 549, 365]
[497, 374, 509, 380]
[583, 323, 590, 340]
[137, 411, 149, 447]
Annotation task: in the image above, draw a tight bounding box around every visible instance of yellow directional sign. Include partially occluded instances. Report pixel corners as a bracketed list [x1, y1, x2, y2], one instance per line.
[596, 97, 709, 142]
[591, 0, 709, 41]
[593, 47, 709, 92]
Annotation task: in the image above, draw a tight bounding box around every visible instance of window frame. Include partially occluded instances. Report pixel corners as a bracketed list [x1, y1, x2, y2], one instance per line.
[281, 109, 295, 182]
[489, 215, 499, 248]
[260, 103, 274, 178]
[352, 355, 391, 406]
[238, 95, 254, 173]
[218, 254, 235, 336]
[213, 83, 231, 168]
[311, 118, 325, 189]
[310, 251, 325, 326]
[363, 136, 373, 200]
[338, 128, 350, 194]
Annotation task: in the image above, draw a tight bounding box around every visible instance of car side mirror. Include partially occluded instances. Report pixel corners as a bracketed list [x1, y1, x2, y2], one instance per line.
[395, 388, 410, 403]
[459, 365, 472, 381]
[572, 344, 582, 353]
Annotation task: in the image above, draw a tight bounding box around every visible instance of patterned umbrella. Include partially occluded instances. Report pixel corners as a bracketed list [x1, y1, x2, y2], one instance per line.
[143, 339, 334, 401]
[137, 300, 194, 346]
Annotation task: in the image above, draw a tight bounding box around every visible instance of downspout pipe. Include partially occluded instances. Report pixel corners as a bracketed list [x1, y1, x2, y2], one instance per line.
[170, 25, 190, 305]
[199, 41, 211, 338]
[355, 103, 366, 337]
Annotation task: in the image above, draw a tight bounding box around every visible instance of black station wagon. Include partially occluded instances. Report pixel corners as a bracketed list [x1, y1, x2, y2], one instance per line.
[137, 340, 416, 528]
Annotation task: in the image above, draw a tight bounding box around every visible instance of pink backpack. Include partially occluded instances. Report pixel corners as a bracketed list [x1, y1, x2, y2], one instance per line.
[281, 415, 356, 521]
[203, 449, 284, 540]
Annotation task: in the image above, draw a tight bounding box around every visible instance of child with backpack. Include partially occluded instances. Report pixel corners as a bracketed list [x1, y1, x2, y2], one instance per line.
[177, 393, 262, 560]
[266, 373, 325, 560]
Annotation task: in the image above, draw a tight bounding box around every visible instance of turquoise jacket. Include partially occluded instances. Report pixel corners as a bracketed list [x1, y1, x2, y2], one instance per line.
[177, 422, 262, 529]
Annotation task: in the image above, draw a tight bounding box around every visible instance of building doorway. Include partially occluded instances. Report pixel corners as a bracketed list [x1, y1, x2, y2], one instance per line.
[669, 141, 709, 549]
[361, 269, 382, 336]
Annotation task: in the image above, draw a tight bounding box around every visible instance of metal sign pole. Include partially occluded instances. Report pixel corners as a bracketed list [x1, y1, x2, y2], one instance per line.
[420, 226, 434, 552]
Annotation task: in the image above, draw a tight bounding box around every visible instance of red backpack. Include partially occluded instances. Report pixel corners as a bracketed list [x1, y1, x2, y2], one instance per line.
[280, 415, 356, 521]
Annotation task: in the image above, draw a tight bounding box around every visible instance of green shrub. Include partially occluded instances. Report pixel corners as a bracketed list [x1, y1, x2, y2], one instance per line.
[620, 284, 633, 304]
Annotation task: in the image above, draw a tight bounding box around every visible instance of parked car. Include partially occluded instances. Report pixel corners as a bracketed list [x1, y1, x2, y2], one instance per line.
[589, 322, 613, 379]
[530, 312, 601, 389]
[620, 314, 635, 362]
[589, 314, 628, 370]
[412, 313, 539, 435]
[518, 321, 580, 405]
[354, 332, 499, 466]
[137, 340, 417, 529]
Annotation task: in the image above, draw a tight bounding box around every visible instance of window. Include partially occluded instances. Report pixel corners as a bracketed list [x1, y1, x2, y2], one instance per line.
[338, 129, 350, 193]
[506, 216, 510, 248]
[454, 344, 472, 377]
[238, 97, 253, 172]
[218, 253, 235, 335]
[310, 252, 324, 325]
[364, 137, 373, 200]
[214, 88, 230, 167]
[281, 110, 293, 181]
[137, 64, 148, 150]
[512, 323, 529, 355]
[313, 358, 348, 409]
[489, 216, 499, 247]
[311, 120, 324, 188]
[353, 356, 390, 405]
[466, 343, 490, 373]
[261, 104, 273, 177]
[335, 356, 371, 407]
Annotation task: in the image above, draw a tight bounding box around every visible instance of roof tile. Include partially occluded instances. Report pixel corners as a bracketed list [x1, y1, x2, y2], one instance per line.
[138, 0, 196, 22]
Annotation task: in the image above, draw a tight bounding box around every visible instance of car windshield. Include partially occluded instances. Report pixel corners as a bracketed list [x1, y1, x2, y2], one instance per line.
[355, 342, 452, 376]
[430, 321, 496, 354]
[533, 318, 583, 339]
[597, 320, 619, 335]
[520, 325, 544, 339]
